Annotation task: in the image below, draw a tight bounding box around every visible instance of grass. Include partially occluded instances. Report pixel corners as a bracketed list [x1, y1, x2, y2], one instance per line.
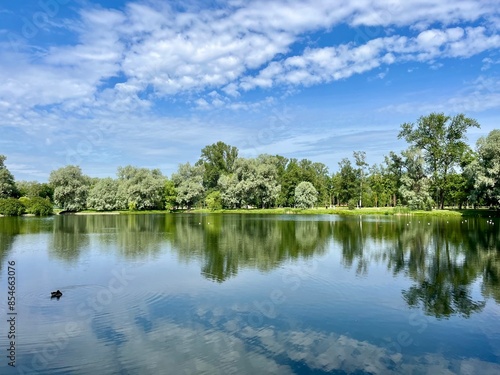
[51, 207, 499, 217]
[180, 207, 471, 217]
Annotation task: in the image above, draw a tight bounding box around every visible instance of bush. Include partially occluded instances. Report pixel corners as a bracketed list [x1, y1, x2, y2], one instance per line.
[0, 198, 26, 216]
[24, 197, 53, 216]
[205, 191, 222, 211]
[347, 199, 357, 210]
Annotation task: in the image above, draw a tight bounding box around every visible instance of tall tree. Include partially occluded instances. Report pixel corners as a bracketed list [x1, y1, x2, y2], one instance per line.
[172, 162, 205, 209]
[399, 148, 433, 210]
[196, 142, 238, 190]
[117, 166, 166, 210]
[0, 155, 17, 198]
[336, 158, 357, 206]
[398, 113, 480, 209]
[294, 181, 318, 208]
[472, 129, 500, 207]
[384, 151, 404, 206]
[87, 178, 123, 211]
[353, 151, 367, 207]
[49, 165, 90, 211]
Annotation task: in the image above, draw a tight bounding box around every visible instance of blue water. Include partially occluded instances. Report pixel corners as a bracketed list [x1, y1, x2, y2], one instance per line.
[0, 214, 499, 374]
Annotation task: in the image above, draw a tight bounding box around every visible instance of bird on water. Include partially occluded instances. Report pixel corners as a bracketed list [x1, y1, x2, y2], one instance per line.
[51, 290, 63, 299]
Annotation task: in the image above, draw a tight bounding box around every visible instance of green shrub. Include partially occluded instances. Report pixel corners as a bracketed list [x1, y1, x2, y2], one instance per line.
[347, 199, 357, 210]
[0, 198, 26, 216]
[205, 191, 222, 211]
[25, 197, 53, 216]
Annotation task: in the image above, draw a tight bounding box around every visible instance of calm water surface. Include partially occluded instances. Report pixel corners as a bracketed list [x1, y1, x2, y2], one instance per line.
[0, 214, 499, 374]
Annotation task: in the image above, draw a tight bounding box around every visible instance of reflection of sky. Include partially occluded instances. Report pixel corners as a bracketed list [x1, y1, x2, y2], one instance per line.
[0, 220, 499, 374]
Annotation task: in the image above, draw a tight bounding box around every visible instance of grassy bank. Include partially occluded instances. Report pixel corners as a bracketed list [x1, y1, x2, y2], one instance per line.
[50, 207, 499, 217]
[185, 207, 465, 216]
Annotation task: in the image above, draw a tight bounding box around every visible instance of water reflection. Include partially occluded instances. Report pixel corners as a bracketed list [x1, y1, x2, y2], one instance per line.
[169, 215, 331, 282]
[0, 214, 499, 318]
[1, 214, 500, 374]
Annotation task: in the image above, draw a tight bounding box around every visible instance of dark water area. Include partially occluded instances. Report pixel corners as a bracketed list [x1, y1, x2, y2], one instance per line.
[0, 214, 499, 374]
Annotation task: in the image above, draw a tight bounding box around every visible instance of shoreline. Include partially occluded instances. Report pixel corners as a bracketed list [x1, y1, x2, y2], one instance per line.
[51, 207, 499, 217]
[2, 208, 497, 218]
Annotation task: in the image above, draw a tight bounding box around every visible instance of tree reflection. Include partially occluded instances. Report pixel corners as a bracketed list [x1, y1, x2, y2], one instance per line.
[168, 215, 331, 282]
[0, 218, 22, 272]
[1, 214, 499, 320]
[49, 216, 90, 262]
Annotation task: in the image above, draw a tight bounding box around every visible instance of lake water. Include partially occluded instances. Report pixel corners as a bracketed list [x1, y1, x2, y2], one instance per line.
[0, 214, 499, 374]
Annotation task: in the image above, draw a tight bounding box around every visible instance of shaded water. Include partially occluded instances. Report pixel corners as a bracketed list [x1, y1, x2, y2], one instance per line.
[0, 214, 499, 374]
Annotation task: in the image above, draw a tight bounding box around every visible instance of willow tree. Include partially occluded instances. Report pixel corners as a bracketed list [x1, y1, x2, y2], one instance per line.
[473, 129, 500, 207]
[0, 155, 17, 198]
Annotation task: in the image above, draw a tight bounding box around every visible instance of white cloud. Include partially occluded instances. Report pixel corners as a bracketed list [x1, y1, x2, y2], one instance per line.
[1, 0, 498, 116]
[241, 26, 500, 90]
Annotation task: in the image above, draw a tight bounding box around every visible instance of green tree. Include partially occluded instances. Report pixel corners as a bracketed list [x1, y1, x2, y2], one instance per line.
[472, 129, 500, 207]
[117, 166, 166, 210]
[218, 157, 280, 208]
[205, 191, 222, 211]
[368, 164, 391, 207]
[336, 158, 357, 206]
[164, 180, 178, 210]
[294, 181, 318, 208]
[353, 151, 367, 207]
[280, 158, 302, 206]
[384, 151, 404, 206]
[172, 163, 205, 209]
[23, 197, 53, 216]
[218, 173, 240, 208]
[49, 165, 90, 211]
[196, 142, 238, 190]
[0, 155, 17, 198]
[87, 178, 123, 211]
[398, 148, 433, 210]
[398, 113, 480, 209]
[0, 198, 25, 216]
[16, 181, 53, 201]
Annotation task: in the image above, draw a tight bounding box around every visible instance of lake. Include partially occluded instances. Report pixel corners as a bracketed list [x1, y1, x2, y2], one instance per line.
[0, 213, 499, 374]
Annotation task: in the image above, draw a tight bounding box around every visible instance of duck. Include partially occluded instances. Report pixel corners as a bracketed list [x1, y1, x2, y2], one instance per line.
[51, 290, 63, 299]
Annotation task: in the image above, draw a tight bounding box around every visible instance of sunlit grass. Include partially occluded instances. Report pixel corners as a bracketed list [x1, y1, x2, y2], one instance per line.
[54, 207, 499, 217]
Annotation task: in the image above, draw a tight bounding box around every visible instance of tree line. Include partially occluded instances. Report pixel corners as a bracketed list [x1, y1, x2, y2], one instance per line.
[0, 112, 499, 215]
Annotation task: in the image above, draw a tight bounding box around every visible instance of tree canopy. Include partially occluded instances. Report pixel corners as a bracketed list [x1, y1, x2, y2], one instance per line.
[0, 155, 17, 199]
[398, 113, 480, 209]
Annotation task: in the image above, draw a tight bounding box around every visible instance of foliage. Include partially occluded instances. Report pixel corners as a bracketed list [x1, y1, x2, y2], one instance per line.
[218, 157, 280, 208]
[398, 112, 479, 209]
[205, 191, 222, 211]
[23, 196, 53, 216]
[49, 165, 90, 211]
[196, 141, 238, 190]
[0, 155, 18, 198]
[117, 166, 165, 210]
[164, 180, 177, 210]
[0, 198, 25, 216]
[348, 198, 357, 210]
[398, 148, 434, 211]
[87, 178, 123, 211]
[294, 181, 318, 208]
[353, 151, 368, 207]
[334, 158, 357, 205]
[172, 163, 205, 209]
[16, 181, 53, 201]
[472, 129, 500, 207]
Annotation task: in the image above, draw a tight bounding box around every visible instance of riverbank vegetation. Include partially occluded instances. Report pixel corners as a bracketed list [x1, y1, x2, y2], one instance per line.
[0, 112, 499, 216]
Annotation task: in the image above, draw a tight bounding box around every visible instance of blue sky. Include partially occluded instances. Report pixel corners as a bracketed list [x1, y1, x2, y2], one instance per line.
[1, 0, 499, 181]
